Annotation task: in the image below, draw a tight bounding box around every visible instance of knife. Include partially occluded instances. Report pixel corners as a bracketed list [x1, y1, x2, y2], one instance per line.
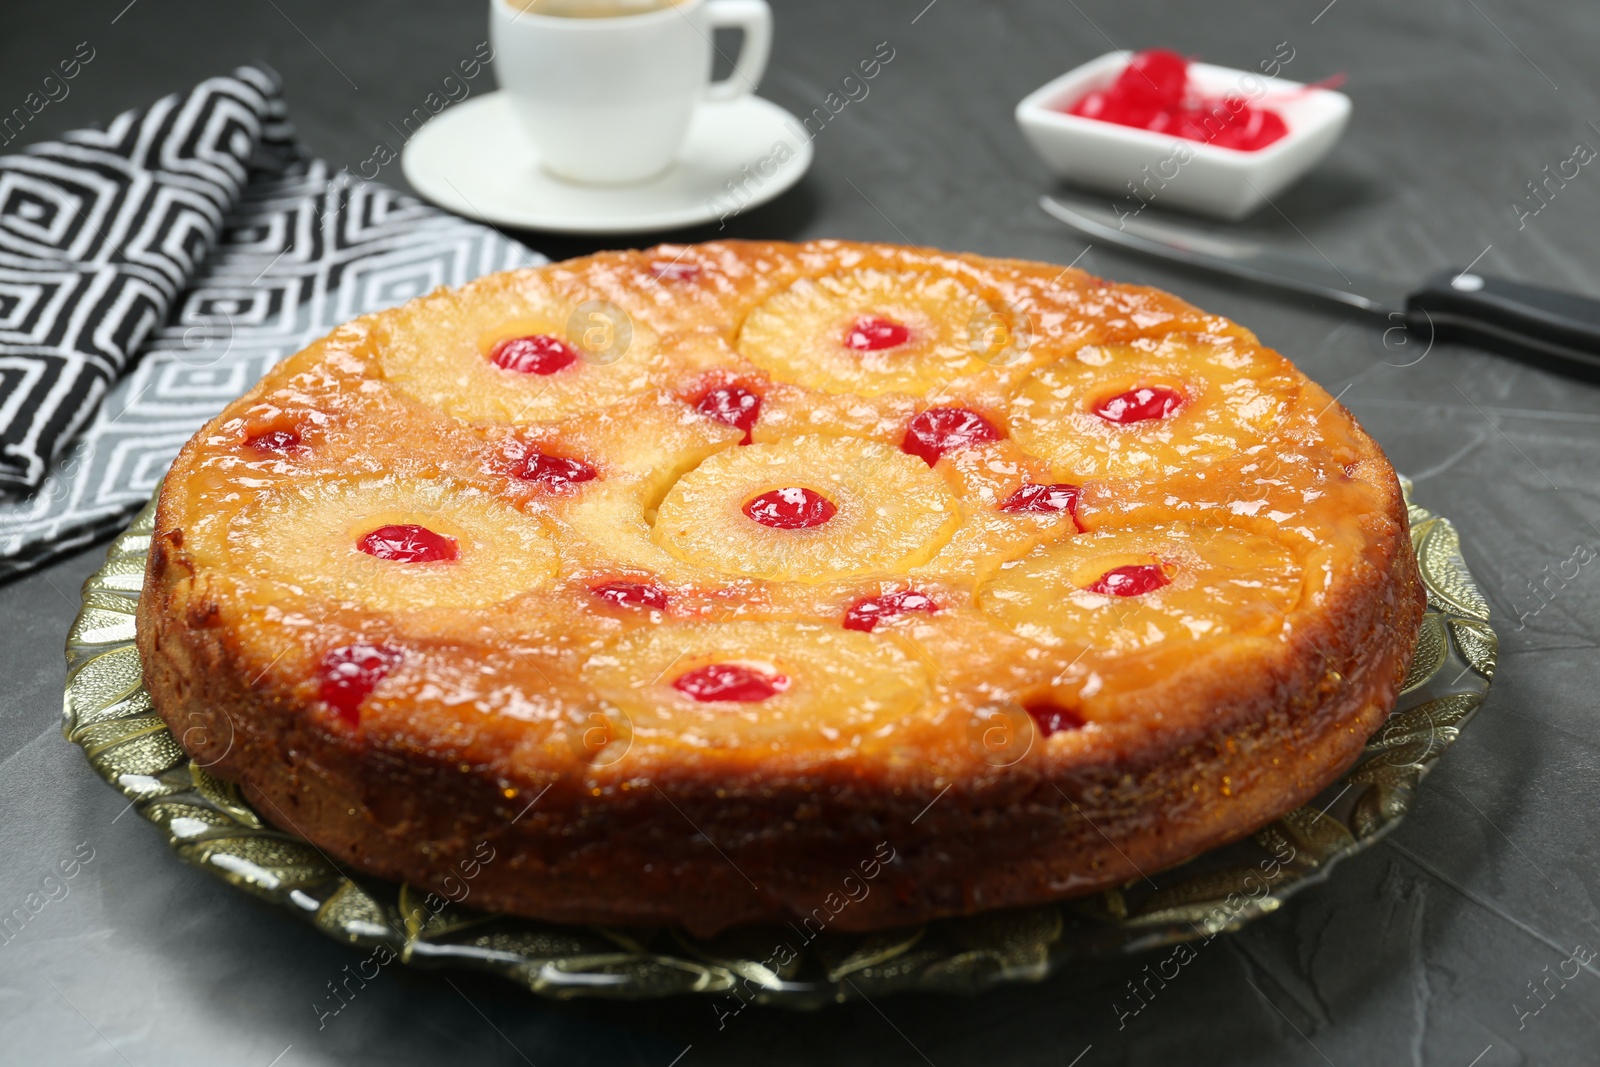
[1040, 195, 1600, 380]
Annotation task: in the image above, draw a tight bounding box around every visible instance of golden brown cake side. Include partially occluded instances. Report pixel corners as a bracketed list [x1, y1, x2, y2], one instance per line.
[136, 239, 1424, 936]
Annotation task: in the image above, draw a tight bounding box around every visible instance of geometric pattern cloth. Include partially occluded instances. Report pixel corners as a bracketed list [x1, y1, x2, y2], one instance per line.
[0, 67, 541, 581]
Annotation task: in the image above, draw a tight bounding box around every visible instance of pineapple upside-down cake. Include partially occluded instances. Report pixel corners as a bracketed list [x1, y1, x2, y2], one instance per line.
[137, 241, 1424, 936]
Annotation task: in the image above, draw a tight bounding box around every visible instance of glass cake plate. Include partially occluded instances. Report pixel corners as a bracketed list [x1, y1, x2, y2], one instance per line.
[62, 478, 1494, 1008]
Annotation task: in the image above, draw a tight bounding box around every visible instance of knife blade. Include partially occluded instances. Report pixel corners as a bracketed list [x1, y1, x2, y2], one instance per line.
[1040, 195, 1600, 380]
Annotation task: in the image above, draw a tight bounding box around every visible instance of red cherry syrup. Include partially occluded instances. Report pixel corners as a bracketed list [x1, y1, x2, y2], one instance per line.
[1024, 700, 1087, 737]
[591, 581, 669, 611]
[243, 428, 302, 454]
[318, 644, 404, 726]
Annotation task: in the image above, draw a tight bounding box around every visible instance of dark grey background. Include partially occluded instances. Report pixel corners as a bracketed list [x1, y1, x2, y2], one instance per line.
[3, 1, 1598, 1064]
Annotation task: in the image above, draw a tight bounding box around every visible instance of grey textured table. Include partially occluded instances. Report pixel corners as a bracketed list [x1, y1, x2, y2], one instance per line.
[3, 1, 1598, 1064]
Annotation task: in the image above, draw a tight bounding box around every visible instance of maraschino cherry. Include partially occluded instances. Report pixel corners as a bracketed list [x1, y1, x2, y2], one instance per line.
[744, 487, 836, 529]
[694, 384, 762, 444]
[515, 451, 597, 490]
[844, 589, 938, 632]
[1065, 48, 1289, 152]
[491, 334, 578, 375]
[845, 316, 911, 351]
[901, 407, 1002, 465]
[1087, 563, 1172, 597]
[358, 524, 458, 563]
[674, 663, 789, 702]
[1093, 386, 1184, 425]
[999, 483, 1079, 516]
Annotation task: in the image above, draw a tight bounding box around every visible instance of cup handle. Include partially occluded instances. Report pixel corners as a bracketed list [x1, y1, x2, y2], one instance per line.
[703, 0, 772, 101]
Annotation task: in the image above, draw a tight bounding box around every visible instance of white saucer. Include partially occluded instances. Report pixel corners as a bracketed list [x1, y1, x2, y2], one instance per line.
[402, 92, 814, 235]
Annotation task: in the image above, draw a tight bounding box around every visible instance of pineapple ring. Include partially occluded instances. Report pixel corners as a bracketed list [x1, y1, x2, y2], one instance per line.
[582, 620, 931, 749]
[736, 268, 1021, 397]
[373, 270, 660, 422]
[652, 435, 960, 582]
[1009, 333, 1299, 479]
[227, 476, 559, 611]
[978, 523, 1303, 655]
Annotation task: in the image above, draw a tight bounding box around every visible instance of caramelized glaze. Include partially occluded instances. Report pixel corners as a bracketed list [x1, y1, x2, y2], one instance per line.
[137, 240, 1422, 935]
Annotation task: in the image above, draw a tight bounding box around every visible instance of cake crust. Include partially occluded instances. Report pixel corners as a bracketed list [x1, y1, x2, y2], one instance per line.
[136, 240, 1424, 936]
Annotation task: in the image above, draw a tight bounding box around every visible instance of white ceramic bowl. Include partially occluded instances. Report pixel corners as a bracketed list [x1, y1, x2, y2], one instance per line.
[1014, 51, 1351, 220]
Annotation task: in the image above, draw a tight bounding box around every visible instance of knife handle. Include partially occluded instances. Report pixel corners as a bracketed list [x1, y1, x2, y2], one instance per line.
[1406, 269, 1600, 380]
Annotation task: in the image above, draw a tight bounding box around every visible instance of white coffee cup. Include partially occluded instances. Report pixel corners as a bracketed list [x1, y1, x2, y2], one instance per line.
[489, 0, 773, 185]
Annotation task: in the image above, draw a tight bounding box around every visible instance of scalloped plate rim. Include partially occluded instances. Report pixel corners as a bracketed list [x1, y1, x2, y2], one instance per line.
[60, 478, 1495, 1005]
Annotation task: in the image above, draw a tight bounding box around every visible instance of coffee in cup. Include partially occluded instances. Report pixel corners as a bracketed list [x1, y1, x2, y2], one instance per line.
[505, 0, 686, 18]
[490, 0, 773, 184]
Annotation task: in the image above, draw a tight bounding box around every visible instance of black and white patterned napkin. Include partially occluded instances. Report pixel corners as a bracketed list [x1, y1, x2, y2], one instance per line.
[0, 66, 541, 581]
